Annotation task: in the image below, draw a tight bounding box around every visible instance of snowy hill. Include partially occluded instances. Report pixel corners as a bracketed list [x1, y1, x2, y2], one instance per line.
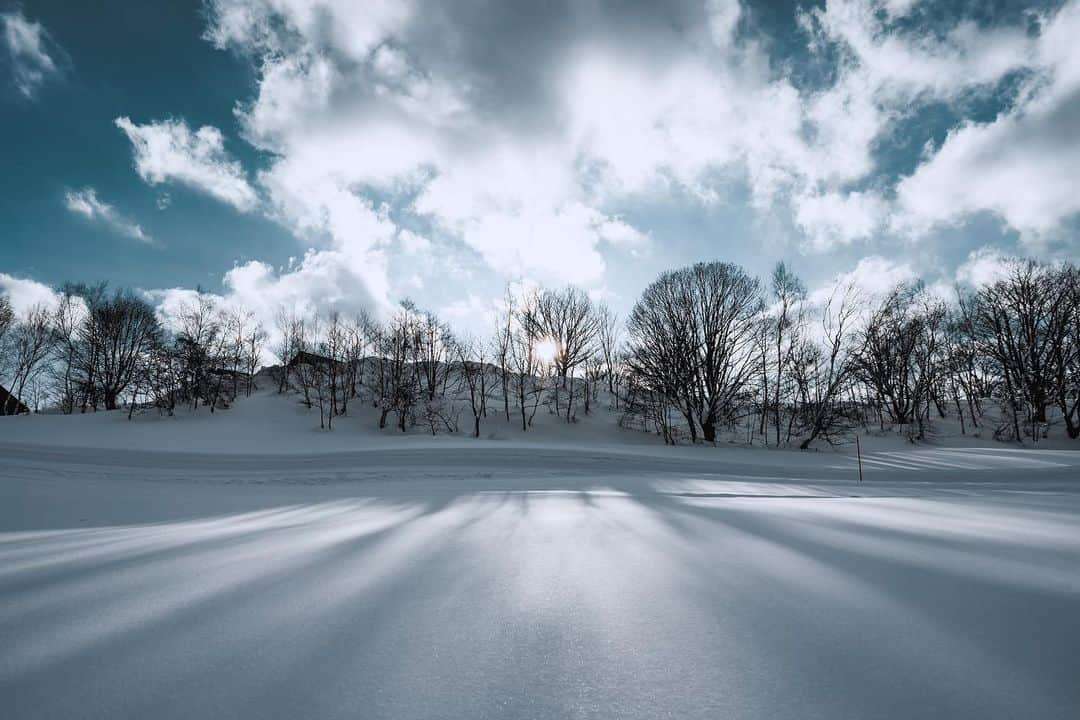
[4, 371, 1077, 458]
[2, 378, 1080, 720]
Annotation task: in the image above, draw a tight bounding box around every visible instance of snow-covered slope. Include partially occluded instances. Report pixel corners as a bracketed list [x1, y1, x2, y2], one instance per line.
[1, 388, 1079, 720]
[5, 379, 1075, 456]
[0, 382, 660, 453]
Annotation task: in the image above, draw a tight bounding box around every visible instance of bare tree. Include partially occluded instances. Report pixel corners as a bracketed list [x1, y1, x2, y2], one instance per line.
[321, 311, 343, 429]
[220, 306, 260, 400]
[0, 294, 13, 346]
[273, 306, 299, 394]
[2, 304, 56, 415]
[243, 318, 266, 396]
[508, 295, 545, 432]
[49, 292, 85, 413]
[941, 305, 990, 434]
[0, 294, 17, 409]
[851, 283, 946, 439]
[626, 261, 763, 443]
[1049, 266, 1080, 438]
[496, 286, 516, 423]
[529, 286, 600, 421]
[174, 293, 223, 411]
[371, 304, 420, 432]
[792, 284, 858, 449]
[452, 336, 490, 437]
[0, 295, 14, 381]
[76, 290, 161, 411]
[147, 337, 183, 415]
[336, 312, 370, 413]
[596, 302, 620, 399]
[409, 305, 452, 404]
[290, 313, 320, 413]
[626, 270, 702, 442]
[769, 262, 806, 446]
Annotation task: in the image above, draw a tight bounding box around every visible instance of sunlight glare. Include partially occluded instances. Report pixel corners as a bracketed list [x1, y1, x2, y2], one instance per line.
[533, 338, 559, 364]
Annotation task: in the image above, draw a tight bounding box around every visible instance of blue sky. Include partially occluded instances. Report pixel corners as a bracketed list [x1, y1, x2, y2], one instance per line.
[1, 0, 1078, 335]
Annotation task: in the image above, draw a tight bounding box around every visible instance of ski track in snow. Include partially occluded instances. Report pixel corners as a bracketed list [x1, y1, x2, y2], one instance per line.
[1, 436, 1079, 719]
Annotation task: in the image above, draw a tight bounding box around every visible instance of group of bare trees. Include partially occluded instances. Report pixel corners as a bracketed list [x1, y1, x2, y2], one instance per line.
[0, 285, 265, 416]
[624, 257, 1080, 446]
[3, 255, 1076, 447]
[272, 288, 621, 437]
[961, 262, 1080, 440]
[151, 294, 267, 416]
[0, 286, 161, 415]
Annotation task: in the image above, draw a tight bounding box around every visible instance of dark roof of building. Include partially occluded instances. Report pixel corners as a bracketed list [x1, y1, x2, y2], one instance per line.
[286, 350, 338, 368]
[0, 385, 29, 415]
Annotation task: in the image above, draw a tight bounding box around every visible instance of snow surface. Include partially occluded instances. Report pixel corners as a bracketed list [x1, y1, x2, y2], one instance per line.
[2, 390, 1079, 719]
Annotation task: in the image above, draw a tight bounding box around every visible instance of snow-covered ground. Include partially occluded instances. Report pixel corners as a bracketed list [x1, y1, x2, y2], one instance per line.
[2, 391, 1079, 719]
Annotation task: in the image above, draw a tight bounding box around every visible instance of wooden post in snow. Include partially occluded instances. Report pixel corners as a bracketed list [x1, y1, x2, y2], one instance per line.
[855, 434, 864, 483]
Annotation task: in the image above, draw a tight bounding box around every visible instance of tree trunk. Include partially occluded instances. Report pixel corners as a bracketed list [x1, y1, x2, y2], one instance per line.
[701, 418, 716, 443]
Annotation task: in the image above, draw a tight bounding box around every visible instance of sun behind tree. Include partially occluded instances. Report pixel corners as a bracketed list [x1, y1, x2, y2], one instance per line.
[533, 338, 559, 365]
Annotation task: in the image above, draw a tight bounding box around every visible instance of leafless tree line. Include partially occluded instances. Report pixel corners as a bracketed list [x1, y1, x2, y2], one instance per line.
[272, 287, 621, 436]
[2, 256, 1076, 448]
[623, 258, 1080, 446]
[0, 284, 265, 416]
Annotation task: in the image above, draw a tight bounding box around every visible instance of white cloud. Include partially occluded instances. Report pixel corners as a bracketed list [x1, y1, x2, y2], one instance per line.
[224, 250, 382, 324]
[397, 229, 431, 255]
[881, 0, 919, 19]
[115, 116, 258, 212]
[809, 254, 917, 306]
[562, 1, 1043, 250]
[256, 164, 396, 307]
[954, 247, 1016, 288]
[204, 0, 413, 62]
[146, 247, 391, 363]
[794, 190, 887, 251]
[0, 273, 61, 316]
[802, 0, 1035, 102]
[201, 1, 652, 301]
[177, 0, 1075, 321]
[1, 9, 58, 98]
[596, 216, 649, 250]
[564, 51, 809, 203]
[445, 202, 611, 286]
[706, 0, 742, 48]
[234, 52, 337, 153]
[894, 1, 1080, 242]
[64, 188, 154, 245]
[412, 141, 648, 285]
[793, 0, 1064, 247]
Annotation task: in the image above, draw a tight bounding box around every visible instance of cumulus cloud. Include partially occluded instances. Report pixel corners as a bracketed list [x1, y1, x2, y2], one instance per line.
[146, 248, 390, 363]
[204, 0, 412, 61]
[954, 247, 1017, 288]
[1, 9, 59, 98]
[801, 0, 1035, 102]
[809, 255, 918, 307]
[894, 1, 1080, 242]
[794, 190, 887, 251]
[170, 0, 1077, 322]
[0, 273, 61, 316]
[64, 188, 154, 245]
[199, 0, 670, 302]
[114, 116, 258, 212]
[706, 0, 742, 48]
